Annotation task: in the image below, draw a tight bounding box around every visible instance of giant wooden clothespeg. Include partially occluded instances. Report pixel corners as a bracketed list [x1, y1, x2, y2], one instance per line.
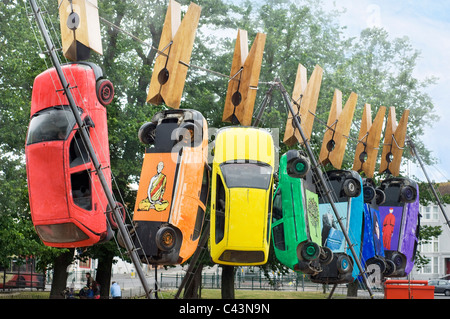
[58, 0, 103, 61]
[147, 0, 201, 109]
[283, 64, 323, 146]
[352, 104, 386, 178]
[222, 29, 266, 126]
[379, 107, 410, 176]
[319, 89, 358, 169]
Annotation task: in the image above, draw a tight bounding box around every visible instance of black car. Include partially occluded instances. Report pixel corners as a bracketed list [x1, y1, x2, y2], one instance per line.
[429, 280, 450, 296]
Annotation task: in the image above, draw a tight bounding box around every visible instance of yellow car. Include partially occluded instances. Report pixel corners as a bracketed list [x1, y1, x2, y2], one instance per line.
[210, 127, 275, 266]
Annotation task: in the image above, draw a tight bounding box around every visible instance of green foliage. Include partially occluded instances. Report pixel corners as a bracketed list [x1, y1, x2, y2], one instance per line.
[0, 0, 442, 284]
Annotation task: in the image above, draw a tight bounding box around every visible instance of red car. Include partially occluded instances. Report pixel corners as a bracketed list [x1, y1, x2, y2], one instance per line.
[26, 62, 119, 248]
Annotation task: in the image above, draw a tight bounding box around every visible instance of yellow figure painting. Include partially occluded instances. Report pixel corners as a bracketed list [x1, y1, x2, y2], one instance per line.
[138, 161, 169, 212]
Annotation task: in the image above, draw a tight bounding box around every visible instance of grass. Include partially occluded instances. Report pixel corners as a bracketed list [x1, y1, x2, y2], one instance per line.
[0, 288, 344, 300]
[177, 289, 344, 299]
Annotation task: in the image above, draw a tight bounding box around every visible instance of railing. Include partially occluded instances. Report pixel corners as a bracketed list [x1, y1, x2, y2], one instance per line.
[158, 271, 348, 294]
[0, 269, 45, 291]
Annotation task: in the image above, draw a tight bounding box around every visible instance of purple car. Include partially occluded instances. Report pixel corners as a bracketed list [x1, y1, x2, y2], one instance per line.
[378, 177, 420, 277]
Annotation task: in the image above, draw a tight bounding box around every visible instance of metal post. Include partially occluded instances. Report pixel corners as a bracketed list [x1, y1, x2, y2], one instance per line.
[28, 0, 152, 299]
[278, 82, 374, 298]
[174, 221, 210, 299]
[252, 85, 275, 127]
[407, 138, 450, 229]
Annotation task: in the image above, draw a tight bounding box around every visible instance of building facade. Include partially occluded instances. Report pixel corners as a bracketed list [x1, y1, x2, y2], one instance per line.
[410, 201, 450, 280]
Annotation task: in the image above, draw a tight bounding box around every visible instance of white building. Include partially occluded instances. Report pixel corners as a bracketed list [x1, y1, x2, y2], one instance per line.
[410, 185, 450, 280]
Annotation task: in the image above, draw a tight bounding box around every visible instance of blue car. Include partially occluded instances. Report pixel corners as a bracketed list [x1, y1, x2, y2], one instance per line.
[358, 178, 391, 285]
[311, 170, 364, 284]
[378, 177, 420, 277]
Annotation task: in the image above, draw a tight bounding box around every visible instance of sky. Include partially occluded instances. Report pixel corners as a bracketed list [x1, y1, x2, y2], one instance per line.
[320, 0, 450, 182]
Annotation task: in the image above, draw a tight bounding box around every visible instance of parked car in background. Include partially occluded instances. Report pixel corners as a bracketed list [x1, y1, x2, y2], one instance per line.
[428, 280, 450, 296]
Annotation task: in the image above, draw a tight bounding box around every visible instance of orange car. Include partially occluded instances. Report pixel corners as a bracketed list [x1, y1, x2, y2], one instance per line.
[132, 109, 209, 265]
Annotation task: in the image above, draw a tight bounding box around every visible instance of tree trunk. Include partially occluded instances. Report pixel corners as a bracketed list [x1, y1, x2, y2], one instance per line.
[183, 263, 204, 299]
[347, 281, 358, 298]
[50, 249, 74, 299]
[221, 265, 235, 299]
[95, 251, 114, 299]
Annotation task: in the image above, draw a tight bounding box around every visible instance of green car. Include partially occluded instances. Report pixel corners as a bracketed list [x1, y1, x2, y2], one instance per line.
[272, 150, 333, 274]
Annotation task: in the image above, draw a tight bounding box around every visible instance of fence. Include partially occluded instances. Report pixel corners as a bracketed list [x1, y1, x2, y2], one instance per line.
[158, 271, 349, 294]
[0, 268, 45, 291]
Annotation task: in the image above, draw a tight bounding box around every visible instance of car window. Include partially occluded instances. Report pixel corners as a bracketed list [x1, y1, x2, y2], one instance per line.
[215, 174, 226, 244]
[27, 106, 79, 145]
[220, 162, 272, 189]
[272, 223, 286, 251]
[272, 188, 283, 223]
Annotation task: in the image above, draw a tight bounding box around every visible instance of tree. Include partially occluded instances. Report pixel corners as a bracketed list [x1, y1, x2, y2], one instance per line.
[0, 0, 441, 299]
[0, 0, 68, 275]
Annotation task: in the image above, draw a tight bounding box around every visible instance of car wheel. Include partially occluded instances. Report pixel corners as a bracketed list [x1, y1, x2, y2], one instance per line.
[445, 290, 450, 296]
[156, 226, 176, 251]
[363, 185, 376, 203]
[400, 185, 417, 203]
[336, 255, 352, 274]
[287, 155, 310, 178]
[138, 122, 157, 145]
[343, 179, 360, 197]
[319, 246, 333, 265]
[96, 79, 115, 106]
[175, 122, 202, 146]
[384, 259, 396, 276]
[375, 188, 386, 205]
[117, 224, 135, 248]
[297, 241, 320, 261]
[371, 257, 386, 274]
[391, 253, 404, 269]
[107, 202, 126, 230]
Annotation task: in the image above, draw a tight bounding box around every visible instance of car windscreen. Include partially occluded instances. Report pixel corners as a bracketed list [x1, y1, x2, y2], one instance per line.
[26, 106, 78, 145]
[220, 162, 272, 189]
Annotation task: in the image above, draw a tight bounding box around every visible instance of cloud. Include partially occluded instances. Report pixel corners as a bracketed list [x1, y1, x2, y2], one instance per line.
[322, 0, 450, 181]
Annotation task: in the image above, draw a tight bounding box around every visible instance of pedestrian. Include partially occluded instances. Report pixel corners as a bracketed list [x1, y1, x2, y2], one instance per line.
[79, 286, 90, 299]
[86, 272, 94, 288]
[110, 281, 122, 299]
[92, 281, 101, 299]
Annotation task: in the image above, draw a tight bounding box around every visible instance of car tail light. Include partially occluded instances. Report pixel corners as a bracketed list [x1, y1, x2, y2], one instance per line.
[35, 223, 90, 243]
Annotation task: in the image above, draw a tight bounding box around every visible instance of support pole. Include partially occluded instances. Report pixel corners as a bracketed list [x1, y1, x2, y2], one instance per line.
[252, 84, 275, 127]
[174, 221, 210, 299]
[407, 138, 450, 229]
[28, 0, 152, 299]
[278, 82, 374, 298]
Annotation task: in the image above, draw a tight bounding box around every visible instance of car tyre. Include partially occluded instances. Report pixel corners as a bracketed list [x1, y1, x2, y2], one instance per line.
[106, 202, 126, 230]
[287, 156, 310, 178]
[343, 179, 360, 197]
[375, 188, 386, 205]
[96, 79, 115, 106]
[138, 122, 157, 145]
[363, 185, 376, 203]
[297, 241, 320, 261]
[400, 185, 417, 203]
[319, 246, 333, 265]
[384, 259, 396, 276]
[175, 122, 202, 146]
[156, 226, 177, 251]
[337, 255, 352, 274]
